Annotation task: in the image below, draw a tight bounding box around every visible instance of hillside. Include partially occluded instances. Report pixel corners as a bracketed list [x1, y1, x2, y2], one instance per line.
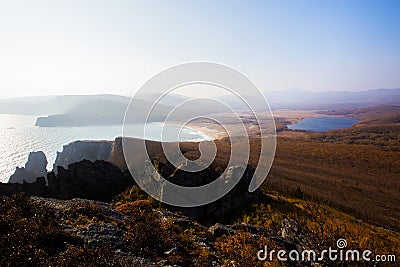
[219, 88, 400, 110]
[1, 183, 398, 266]
[35, 94, 230, 127]
[323, 105, 400, 124]
[0, 94, 130, 115]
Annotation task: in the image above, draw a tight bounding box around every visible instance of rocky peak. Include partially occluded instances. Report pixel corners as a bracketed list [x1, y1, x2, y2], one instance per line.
[8, 151, 48, 184]
[53, 140, 113, 173]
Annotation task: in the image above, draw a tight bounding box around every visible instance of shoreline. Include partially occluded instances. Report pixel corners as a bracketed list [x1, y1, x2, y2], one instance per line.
[154, 122, 227, 140]
[186, 124, 227, 140]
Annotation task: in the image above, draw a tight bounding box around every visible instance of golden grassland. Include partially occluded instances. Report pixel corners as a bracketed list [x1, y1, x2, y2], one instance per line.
[150, 118, 400, 232]
[323, 105, 400, 125]
[264, 133, 400, 231]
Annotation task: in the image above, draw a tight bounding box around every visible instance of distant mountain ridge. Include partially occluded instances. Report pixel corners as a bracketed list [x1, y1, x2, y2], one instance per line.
[218, 88, 400, 110]
[1, 88, 399, 127]
[265, 88, 400, 109]
[0, 94, 130, 115]
[34, 93, 230, 127]
[35, 98, 131, 127]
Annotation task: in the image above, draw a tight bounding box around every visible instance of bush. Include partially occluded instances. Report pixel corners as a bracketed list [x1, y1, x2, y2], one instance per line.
[293, 186, 304, 199]
[123, 200, 171, 257]
[49, 245, 120, 267]
[0, 194, 81, 266]
[214, 232, 282, 267]
[113, 185, 160, 208]
[63, 200, 106, 226]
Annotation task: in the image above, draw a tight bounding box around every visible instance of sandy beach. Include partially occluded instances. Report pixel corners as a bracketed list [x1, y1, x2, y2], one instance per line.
[188, 124, 228, 140]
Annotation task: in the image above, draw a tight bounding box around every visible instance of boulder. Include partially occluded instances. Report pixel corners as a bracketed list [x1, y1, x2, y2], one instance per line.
[208, 223, 234, 237]
[281, 218, 300, 242]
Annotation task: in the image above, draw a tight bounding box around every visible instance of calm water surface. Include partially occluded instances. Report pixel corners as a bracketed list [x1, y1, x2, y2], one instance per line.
[287, 117, 358, 132]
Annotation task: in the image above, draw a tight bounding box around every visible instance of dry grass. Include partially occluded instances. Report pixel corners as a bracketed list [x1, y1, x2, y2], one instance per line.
[121, 123, 399, 232]
[263, 136, 400, 231]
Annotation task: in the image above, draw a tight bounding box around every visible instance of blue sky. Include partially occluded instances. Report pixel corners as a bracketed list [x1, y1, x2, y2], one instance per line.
[0, 0, 399, 98]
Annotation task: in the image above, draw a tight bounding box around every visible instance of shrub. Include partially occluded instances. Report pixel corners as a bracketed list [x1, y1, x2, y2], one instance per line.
[293, 186, 304, 199]
[214, 232, 281, 267]
[123, 200, 171, 257]
[113, 185, 160, 208]
[63, 200, 106, 226]
[49, 245, 119, 267]
[0, 194, 81, 266]
[115, 199, 153, 215]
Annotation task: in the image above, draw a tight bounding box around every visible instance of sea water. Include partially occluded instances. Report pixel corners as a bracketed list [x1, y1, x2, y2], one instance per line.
[0, 114, 212, 183]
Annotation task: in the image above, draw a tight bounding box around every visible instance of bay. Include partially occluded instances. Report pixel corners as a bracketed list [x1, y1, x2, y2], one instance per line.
[0, 114, 211, 183]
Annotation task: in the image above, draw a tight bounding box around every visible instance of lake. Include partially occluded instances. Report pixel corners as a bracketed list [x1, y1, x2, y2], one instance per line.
[0, 114, 212, 183]
[287, 116, 358, 132]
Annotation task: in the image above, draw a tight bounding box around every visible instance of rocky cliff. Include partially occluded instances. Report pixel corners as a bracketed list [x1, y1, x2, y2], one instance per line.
[8, 140, 116, 183]
[2, 160, 133, 202]
[4, 137, 258, 224]
[53, 140, 114, 172]
[9, 151, 48, 183]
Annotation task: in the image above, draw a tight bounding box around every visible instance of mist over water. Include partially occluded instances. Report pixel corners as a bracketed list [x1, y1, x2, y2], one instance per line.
[0, 114, 211, 183]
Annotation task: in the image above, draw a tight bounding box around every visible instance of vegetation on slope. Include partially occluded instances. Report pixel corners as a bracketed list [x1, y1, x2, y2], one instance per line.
[1, 189, 398, 266]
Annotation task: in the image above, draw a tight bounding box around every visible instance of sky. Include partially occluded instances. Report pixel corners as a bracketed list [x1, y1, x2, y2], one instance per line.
[0, 0, 399, 98]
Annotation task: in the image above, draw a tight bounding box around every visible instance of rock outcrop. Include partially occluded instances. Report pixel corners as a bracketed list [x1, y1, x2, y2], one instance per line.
[48, 160, 133, 201]
[1, 160, 134, 202]
[9, 151, 48, 183]
[109, 137, 128, 170]
[53, 140, 113, 173]
[27, 196, 301, 266]
[155, 161, 260, 225]
[4, 137, 259, 225]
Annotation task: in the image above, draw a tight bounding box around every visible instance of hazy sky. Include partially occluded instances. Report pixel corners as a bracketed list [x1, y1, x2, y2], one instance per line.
[0, 0, 399, 98]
